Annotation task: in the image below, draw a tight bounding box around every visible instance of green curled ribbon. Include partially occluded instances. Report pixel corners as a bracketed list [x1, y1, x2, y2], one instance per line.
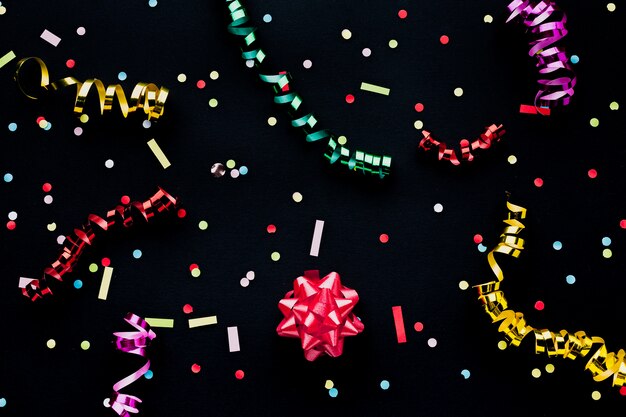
[226, 0, 392, 179]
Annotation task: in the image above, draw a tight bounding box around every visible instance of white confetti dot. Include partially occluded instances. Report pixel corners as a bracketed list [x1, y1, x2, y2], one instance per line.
[142, 120, 151, 129]
[246, 60, 255, 68]
[103, 398, 110, 408]
[303, 59, 312, 69]
[246, 271, 255, 280]
[341, 29, 352, 40]
[43, 195, 53, 204]
[240, 277, 250, 287]
[76, 27, 86, 36]
[105, 159, 114, 169]
[74, 127, 83, 136]
[57, 235, 66, 244]
[434, 203, 443, 213]
[454, 87, 464, 97]
[8, 211, 17, 220]
[362, 48, 372, 57]
[230, 169, 240, 178]
[427, 338, 437, 348]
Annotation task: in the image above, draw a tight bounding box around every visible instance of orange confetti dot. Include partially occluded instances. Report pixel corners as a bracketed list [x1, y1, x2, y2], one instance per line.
[235, 370, 245, 379]
[440, 35, 449, 45]
[534, 178, 544, 188]
[379, 233, 389, 243]
[345, 94, 355, 104]
[191, 364, 201, 373]
[398, 9, 408, 19]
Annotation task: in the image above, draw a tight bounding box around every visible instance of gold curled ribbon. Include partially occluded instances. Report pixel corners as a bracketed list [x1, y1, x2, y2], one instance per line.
[475, 200, 626, 389]
[14, 57, 168, 121]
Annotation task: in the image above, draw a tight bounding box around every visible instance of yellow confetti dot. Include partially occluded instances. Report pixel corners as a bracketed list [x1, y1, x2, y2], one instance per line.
[198, 220, 208, 230]
[484, 14, 493, 23]
[209, 98, 218, 108]
[47, 223, 57, 231]
[458, 280, 469, 290]
[292, 192, 303, 203]
[38, 120, 48, 128]
[337, 135, 348, 145]
[498, 341, 508, 350]
[81, 340, 90, 350]
[413, 120, 424, 130]
[341, 29, 352, 40]
[271, 251, 281, 261]
[607, 3, 616, 12]
[590, 118, 599, 127]
[531, 368, 541, 378]
[591, 390, 601, 400]
[610, 101, 619, 110]
[89, 263, 98, 273]
[507, 155, 518, 165]
[388, 39, 398, 49]
[0, 6, 6, 15]
[324, 380, 334, 389]
[46, 339, 56, 349]
[210, 71, 219, 80]
[603, 248, 612, 258]
[545, 364, 555, 373]
[79, 114, 89, 123]
[454, 87, 464, 97]
[177, 73, 187, 82]
[226, 160, 236, 169]
[267, 117, 277, 126]
[191, 268, 201, 277]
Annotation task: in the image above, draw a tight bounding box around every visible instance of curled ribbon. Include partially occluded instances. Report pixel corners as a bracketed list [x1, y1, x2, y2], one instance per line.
[14, 57, 169, 120]
[19, 187, 180, 301]
[226, 0, 392, 178]
[276, 270, 364, 361]
[418, 124, 505, 165]
[110, 313, 156, 417]
[507, 0, 576, 109]
[475, 200, 626, 389]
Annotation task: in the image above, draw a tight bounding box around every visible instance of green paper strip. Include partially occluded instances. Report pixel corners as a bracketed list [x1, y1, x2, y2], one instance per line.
[360, 82, 390, 96]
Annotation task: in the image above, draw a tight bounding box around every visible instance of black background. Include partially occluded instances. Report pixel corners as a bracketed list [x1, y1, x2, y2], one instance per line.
[1, 1, 625, 416]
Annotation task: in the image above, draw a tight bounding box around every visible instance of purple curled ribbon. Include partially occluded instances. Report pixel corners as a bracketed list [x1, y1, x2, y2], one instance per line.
[110, 313, 156, 417]
[507, 0, 576, 108]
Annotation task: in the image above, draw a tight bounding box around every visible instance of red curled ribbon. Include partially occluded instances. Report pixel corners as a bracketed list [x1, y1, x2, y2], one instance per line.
[507, 0, 576, 108]
[418, 124, 505, 165]
[276, 270, 364, 361]
[110, 313, 156, 417]
[19, 187, 180, 301]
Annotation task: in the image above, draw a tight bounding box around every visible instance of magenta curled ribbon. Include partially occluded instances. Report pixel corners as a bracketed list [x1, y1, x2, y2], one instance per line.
[110, 313, 156, 417]
[507, 0, 576, 108]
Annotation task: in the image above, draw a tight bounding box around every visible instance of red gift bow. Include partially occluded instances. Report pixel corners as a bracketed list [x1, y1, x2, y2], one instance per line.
[276, 270, 364, 361]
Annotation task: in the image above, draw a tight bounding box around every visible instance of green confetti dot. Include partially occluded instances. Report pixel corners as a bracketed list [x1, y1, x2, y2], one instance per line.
[337, 136, 347, 145]
[388, 39, 398, 49]
[198, 220, 208, 230]
[590, 118, 599, 127]
[191, 268, 201, 277]
[413, 120, 423, 130]
[46, 339, 56, 349]
[271, 251, 281, 261]
[89, 263, 98, 273]
[226, 160, 236, 169]
[602, 248, 612, 258]
[610, 101, 619, 110]
[531, 368, 541, 378]
[81, 340, 90, 350]
[209, 98, 218, 108]
[498, 341, 507, 350]
[545, 364, 555, 373]
[507, 155, 518, 164]
[324, 380, 334, 389]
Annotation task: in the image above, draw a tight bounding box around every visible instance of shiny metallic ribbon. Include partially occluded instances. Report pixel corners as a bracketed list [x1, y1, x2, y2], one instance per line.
[14, 57, 169, 120]
[507, 0, 576, 109]
[419, 124, 505, 165]
[226, 0, 392, 178]
[277, 270, 365, 361]
[19, 187, 180, 301]
[475, 201, 626, 389]
[110, 313, 156, 417]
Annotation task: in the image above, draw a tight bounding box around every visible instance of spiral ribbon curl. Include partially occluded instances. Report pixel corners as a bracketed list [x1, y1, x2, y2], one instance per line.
[226, 0, 392, 178]
[110, 313, 156, 417]
[14, 57, 169, 120]
[19, 187, 180, 301]
[507, 0, 576, 108]
[418, 124, 505, 165]
[475, 201, 626, 389]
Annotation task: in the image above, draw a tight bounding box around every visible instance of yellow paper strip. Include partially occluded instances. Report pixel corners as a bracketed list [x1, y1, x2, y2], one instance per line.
[147, 138, 171, 169]
[360, 82, 390, 96]
[188, 316, 218, 328]
[145, 318, 175, 328]
[97, 266, 113, 300]
[0, 51, 16, 69]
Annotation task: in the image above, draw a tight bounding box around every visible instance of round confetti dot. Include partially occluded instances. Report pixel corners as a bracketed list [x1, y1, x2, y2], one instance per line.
[44, 195, 53, 204]
[117, 71, 127, 81]
[380, 380, 390, 390]
[191, 268, 201, 277]
[101, 257, 111, 267]
[427, 338, 437, 348]
[379, 233, 389, 244]
[38, 119, 48, 129]
[119, 196, 130, 205]
[245, 60, 255, 68]
[341, 29, 352, 40]
[77, 27, 86, 35]
[545, 364, 555, 373]
[105, 159, 114, 169]
[414, 103, 424, 112]
[303, 59, 312, 69]
[197, 80, 206, 89]
[183, 304, 193, 314]
[413, 120, 424, 130]
[211, 163, 226, 177]
[620, 220, 626, 229]
[148, 0, 158, 6]
[590, 118, 599, 127]
[144, 370, 153, 379]
[267, 224, 276, 233]
[498, 340, 508, 350]
[507, 155, 518, 164]
[292, 192, 303, 203]
[47, 223, 56, 232]
[74, 127, 83, 136]
[324, 380, 334, 389]
[198, 220, 208, 230]
[79, 114, 89, 123]
[57, 235, 66, 244]
[603, 248, 613, 258]
[4, 173, 13, 182]
[73, 280, 83, 289]
[345, 94, 355, 104]
[6, 221, 16, 230]
[566, 275, 576, 284]
[235, 370, 245, 379]
[477, 244, 487, 253]
[81, 340, 90, 350]
[240, 277, 250, 287]
[8, 211, 17, 221]
[414, 322, 424, 332]
[570, 55, 579, 64]
[210, 70, 219, 80]
[66, 59, 75, 69]
[473, 234, 483, 244]
[267, 116, 277, 126]
[434, 203, 443, 213]
[553, 241, 562, 250]
[398, 9, 407, 19]
[0, 6, 6, 15]
[534, 300, 545, 311]
[362, 48, 372, 57]
[534, 177, 544, 188]
[226, 159, 236, 169]
[239, 166, 249, 175]
[191, 364, 201, 373]
[142, 120, 151, 129]
[620, 386, 626, 396]
[263, 13, 272, 23]
[610, 101, 619, 110]
[439, 35, 449, 45]
[46, 339, 56, 349]
[459, 280, 469, 290]
[271, 251, 281, 261]
[177, 73, 187, 82]
[453, 87, 464, 97]
[133, 249, 142, 259]
[8, 122, 17, 132]
[337, 136, 348, 145]
[461, 369, 471, 379]
[607, 3, 616, 12]
[388, 39, 398, 49]
[328, 388, 338, 398]
[230, 169, 240, 178]
[602, 236, 612, 246]
[89, 263, 98, 273]
[246, 271, 255, 280]
[0, 398, 6, 407]
[189, 263, 199, 271]
[103, 398, 111, 407]
[531, 368, 541, 378]
[591, 390, 601, 400]
[208, 98, 218, 108]
[484, 14, 493, 23]
[587, 168, 598, 179]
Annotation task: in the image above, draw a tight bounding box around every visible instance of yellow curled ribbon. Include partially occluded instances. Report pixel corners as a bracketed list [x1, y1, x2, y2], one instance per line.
[14, 57, 168, 121]
[475, 200, 626, 389]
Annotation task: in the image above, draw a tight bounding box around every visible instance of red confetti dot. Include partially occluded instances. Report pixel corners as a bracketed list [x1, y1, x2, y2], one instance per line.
[345, 94, 355, 104]
[36, 116, 45, 124]
[534, 300, 545, 311]
[177, 208, 187, 218]
[7, 221, 16, 230]
[587, 169, 597, 179]
[191, 364, 201, 373]
[266, 224, 276, 234]
[120, 195, 130, 205]
[183, 304, 194, 314]
[101, 257, 111, 267]
[42, 183, 52, 192]
[189, 263, 199, 271]
[534, 178, 544, 188]
[379, 233, 389, 244]
[235, 370, 245, 379]
[439, 35, 449, 45]
[398, 9, 408, 19]
[414, 322, 424, 332]
[620, 386, 626, 396]
[66, 59, 75, 68]
[414, 103, 424, 112]
[196, 80, 206, 89]
[473, 234, 483, 244]
[620, 220, 626, 229]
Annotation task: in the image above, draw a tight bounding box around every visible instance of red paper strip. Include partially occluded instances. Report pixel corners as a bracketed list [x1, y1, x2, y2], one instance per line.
[519, 104, 551, 115]
[392, 306, 407, 343]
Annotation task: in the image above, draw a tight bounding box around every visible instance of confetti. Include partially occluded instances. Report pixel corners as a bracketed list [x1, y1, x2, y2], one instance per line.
[188, 316, 218, 328]
[519, 104, 551, 115]
[309, 220, 325, 257]
[380, 380, 390, 390]
[46, 339, 56, 349]
[147, 139, 171, 169]
[144, 318, 174, 328]
[292, 192, 303, 203]
[360, 82, 390, 96]
[235, 370, 245, 380]
[427, 338, 437, 348]
[97, 266, 113, 300]
[414, 322, 424, 332]
[391, 306, 407, 343]
[40, 29, 62, 46]
[81, 340, 91, 350]
[461, 369, 471, 379]
[0, 50, 16, 69]
[341, 29, 352, 40]
[227, 326, 241, 352]
[191, 363, 201, 373]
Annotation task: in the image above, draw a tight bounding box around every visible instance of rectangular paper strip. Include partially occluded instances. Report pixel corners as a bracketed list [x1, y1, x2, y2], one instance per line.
[392, 306, 407, 343]
[98, 266, 113, 300]
[40, 29, 62, 47]
[227, 326, 241, 352]
[147, 138, 171, 169]
[360, 82, 390, 96]
[309, 220, 325, 257]
[0, 51, 16, 69]
[519, 104, 550, 115]
[145, 318, 175, 328]
[188, 316, 218, 328]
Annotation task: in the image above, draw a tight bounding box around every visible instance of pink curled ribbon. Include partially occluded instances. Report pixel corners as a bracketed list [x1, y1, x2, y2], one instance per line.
[507, 0, 576, 108]
[110, 313, 156, 417]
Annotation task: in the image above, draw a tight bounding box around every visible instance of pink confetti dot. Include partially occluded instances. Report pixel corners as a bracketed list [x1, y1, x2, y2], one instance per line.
[414, 103, 424, 112]
[183, 304, 193, 314]
[7, 221, 16, 230]
[36, 116, 46, 124]
[42, 183, 52, 192]
[267, 224, 276, 233]
[120, 195, 130, 205]
[189, 263, 199, 271]
[235, 370, 245, 379]
[196, 80, 206, 89]
[534, 300, 545, 311]
[414, 322, 424, 332]
[620, 386, 626, 396]
[101, 257, 111, 267]
[534, 178, 544, 188]
[440, 35, 449, 45]
[66, 59, 75, 68]
[177, 208, 187, 218]
[587, 169, 597, 179]
[398, 9, 407, 19]
[620, 220, 626, 229]
[473, 234, 483, 244]
[379, 233, 389, 243]
[191, 364, 201, 373]
[345, 94, 355, 104]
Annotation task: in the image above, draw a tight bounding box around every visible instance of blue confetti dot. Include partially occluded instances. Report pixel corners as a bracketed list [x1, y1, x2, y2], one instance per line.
[477, 243, 487, 253]
[570, 55, 579, 64]
[144, 370, 153, 379]
[553, 241, 562, 250]
[118, 71, 127, 81]
[239, 166, 248, 175]
[461, 369, 471, 379]
[73, 280, 83, 289]
[328, 388, 338, 398]
[0, 398, 5, 407]
[602, 237, 611, 246]
[566, 275, 576, 285]
[263, 14, 272, 23]
[380, 380, 390, 390]
[148, 0, 157, 7]
[133, 249, 143, 259]
[44, 122, 52, 131]
[8, 122, 17, 131]
[4, 173, 13, 183]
